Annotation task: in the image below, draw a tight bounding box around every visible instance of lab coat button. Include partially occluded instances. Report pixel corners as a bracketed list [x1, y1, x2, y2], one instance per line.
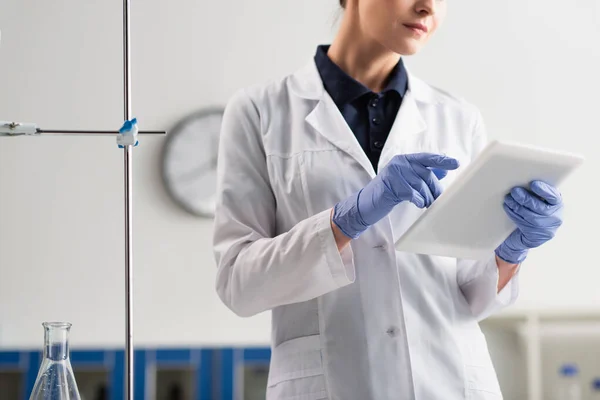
[386, 326, 399, 337]
[374, 243, 387, 250]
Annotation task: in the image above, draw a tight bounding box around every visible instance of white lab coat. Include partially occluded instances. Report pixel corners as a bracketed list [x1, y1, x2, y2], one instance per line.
[213, 60, 519, 400]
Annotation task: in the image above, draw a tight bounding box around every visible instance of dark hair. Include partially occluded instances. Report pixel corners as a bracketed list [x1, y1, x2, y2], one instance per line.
[340, 0, 347, 8]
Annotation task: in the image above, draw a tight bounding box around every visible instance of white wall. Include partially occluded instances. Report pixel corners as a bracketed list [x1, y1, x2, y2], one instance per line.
[0, 1, 598, 349]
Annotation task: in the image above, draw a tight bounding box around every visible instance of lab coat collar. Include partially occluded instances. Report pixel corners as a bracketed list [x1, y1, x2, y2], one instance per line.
[291, 60, 434, 177]
[290, 60, 443, 105]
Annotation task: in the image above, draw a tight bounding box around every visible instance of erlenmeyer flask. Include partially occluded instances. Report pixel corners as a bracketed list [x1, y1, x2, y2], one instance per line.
[29, 322, 81, 400]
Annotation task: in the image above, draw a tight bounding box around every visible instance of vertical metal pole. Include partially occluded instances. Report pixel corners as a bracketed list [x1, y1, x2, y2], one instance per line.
[123, 0, 134, 399]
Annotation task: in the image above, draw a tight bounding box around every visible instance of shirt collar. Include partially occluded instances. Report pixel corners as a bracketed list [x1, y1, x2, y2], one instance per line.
[314, 45, 408, 106]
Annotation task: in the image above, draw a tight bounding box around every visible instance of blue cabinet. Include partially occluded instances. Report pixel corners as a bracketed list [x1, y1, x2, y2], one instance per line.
[0, 352, 27, 399]
[0, 347, 270, 400]
[211, 348, 271, 400]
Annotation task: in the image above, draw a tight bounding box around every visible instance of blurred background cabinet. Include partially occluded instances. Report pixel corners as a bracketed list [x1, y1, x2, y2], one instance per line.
[482, 310, 600, 400]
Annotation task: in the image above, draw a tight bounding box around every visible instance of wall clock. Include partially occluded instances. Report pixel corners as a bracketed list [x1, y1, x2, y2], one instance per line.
[161, 108, 224, 218]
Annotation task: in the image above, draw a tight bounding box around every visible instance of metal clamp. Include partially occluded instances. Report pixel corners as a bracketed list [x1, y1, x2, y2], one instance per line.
[117, 118, 139, 148]
[0, 121, 38, 136]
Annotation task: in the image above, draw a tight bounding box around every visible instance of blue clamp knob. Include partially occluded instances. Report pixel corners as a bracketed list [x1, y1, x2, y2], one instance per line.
[117, 117, 139, 148]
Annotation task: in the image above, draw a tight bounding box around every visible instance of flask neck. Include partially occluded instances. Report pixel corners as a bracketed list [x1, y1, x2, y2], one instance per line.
[43, 322, 71, 361]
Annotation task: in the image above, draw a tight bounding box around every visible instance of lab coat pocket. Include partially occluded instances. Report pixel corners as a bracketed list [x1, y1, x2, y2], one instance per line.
[267, 335, 328, 400]
[466, 365, 503, 399]
[463, 330, 503, 398]
[267, 154, 311, 227]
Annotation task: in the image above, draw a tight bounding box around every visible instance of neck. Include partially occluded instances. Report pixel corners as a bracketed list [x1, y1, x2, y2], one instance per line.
[44, 324, 70, 361]
[328, 10, 401, 93]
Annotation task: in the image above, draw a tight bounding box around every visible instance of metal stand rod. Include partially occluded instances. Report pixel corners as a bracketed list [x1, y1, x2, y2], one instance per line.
[2, 4, 165, 399]
[124, 145, 134, 400]
[37, 130, 165, 135]
[123, 0, 134, 398]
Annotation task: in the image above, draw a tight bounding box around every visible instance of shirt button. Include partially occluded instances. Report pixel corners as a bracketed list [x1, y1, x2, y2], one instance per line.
[386, 326, 399, 337]
[371, 117, 381, 125]
[370, 97, 379, 107]
[374, 141, 384, 149]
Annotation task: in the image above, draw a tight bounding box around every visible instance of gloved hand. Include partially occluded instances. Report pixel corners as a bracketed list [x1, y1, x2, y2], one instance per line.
[332, 153, 460, 239]
[495, 180, 564, 264]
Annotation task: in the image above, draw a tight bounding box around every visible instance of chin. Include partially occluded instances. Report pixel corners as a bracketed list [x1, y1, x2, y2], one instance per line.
[398, 46, 419, 56]
[387, 40, 423, 56]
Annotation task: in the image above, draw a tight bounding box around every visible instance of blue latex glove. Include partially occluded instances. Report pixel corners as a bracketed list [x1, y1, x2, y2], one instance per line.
[495, 180, 564, 264]
[333, 153, 460, 239]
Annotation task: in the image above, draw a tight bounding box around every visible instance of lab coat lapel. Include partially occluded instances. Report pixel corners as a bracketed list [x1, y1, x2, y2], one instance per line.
[291, 62, 436, 177]
[291, 61, 376, 178]
[305, 95, 376, 178]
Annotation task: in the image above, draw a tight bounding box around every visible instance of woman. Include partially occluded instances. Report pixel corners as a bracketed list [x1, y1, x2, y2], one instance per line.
[213, 0, 563, 399]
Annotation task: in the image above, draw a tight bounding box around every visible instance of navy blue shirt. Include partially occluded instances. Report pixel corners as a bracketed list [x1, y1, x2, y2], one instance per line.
[314, 45, 408, 169]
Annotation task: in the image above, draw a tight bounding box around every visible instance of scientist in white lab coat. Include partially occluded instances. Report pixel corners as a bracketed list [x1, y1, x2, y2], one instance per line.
[213, 0, 564, 399]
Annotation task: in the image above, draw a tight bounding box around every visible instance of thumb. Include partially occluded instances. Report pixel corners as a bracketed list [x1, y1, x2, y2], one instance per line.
[431, 168, 448, 180]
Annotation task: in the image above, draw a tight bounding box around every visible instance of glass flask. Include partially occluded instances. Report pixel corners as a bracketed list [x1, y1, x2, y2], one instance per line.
[29, 322, 81, 400]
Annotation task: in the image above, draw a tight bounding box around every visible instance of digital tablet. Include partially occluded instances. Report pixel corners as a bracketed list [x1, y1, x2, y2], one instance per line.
[394, 140, 585, 260]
